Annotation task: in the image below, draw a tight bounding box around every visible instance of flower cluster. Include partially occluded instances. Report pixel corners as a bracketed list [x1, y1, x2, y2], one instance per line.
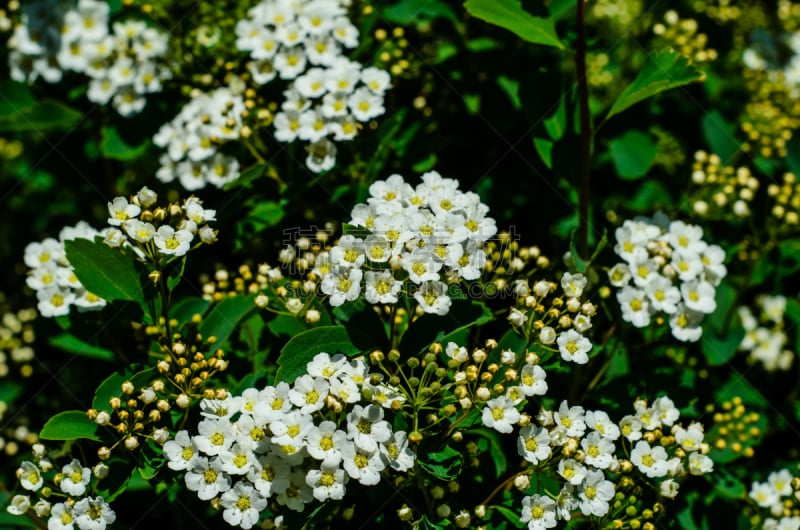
[236, 0, 392, 172]
[318, 171, 497, 315]
[103, 186, 218, 262]
[739, 295, 793, 371]
[166, 352, 415, 528]
[749, 467, 800, 529]
[767, 172, 800, 227]
[87, 378, 173, 456]
[653, 10, 717, 64]
[24, 221, 107, 318]
[8, 448, 116, 530]
[609, 216, 727, 342]
[689, 150, 759, 219]
[153, 87, 245, 190]
[510, 397, 713, 528]
[705, 396, 761, 460]
[507, 272, 597, 365]
[8, 0, 170, 115]
[0, 300, 36, 383]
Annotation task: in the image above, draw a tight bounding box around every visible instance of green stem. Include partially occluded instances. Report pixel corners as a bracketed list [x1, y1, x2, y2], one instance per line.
[576, 0, 592, 260]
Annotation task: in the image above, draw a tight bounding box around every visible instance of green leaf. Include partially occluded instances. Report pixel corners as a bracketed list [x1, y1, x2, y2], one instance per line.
[40, 410, 101, 442]
[607, 130, 658, 180]
[497, 76, 521, 110]
[702, 111, 740, 164]
[49, 333, 115, 362]
[714, 373, 767, 408]
[226, 162, 270, 190]
[249, 200, 286, 231]
[384, 0, 458, 24]
[701, 281, 744, 366]
[533, 137, 554, 168]
[492, 505, 525, 528]
[139, 438, 166, 480]
[267, 313, 311, 337]
[606, 50, 704, 121]
[400, 299, 493, 357]
[100, 126, 149, 160]
[0, 100, 83, 132]
[95, 458, 134, 502]
[418, 445, 463, 480]
[165, 256, 186, 292]
[170, 296, 211, 326]
[709, 468, 747, 500]
[276, 325, 374, 383]
[464, 0, 563, 50]
[468, 428, 507, 478]
[0, 81, 35, 116]
[64, 238, 148, 305]
[466, 37, 500, 52]
[199, 294, 257, 346]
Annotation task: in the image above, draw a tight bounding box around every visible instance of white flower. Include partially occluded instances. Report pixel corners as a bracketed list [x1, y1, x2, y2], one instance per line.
[185, 457, 231, 501]
[153, 225, 194, 256]
[482, 396, 520, 434]
[321, 267, 362, 306]
[644, 275, 681, 314]
[7, 495, 30, 515]
[581, 431, 615, 469]
[346, 404, 392, 452]
[219, 443, 259, 475]
[769, 469, 794, 496]
[380, 431, 416, 472]
[585, 410, 620, 440]
[288, 374, 329, 413]
[519, 363, 547, 396]
[669, 304, 704, 342]
[220, 481, 267, 529]
[413, 281, 452, 315]
[348, 86, 385, 122]
[539, 326, 556, 344]
[73, 496, 116, 530]
[630, 440, 669, 478]
[681, 280, 717, 314]
[107, 197, 141, 226]
[194, 418, 235, 456]
[48, 502, 76, 530]
[608, 263, 631, 287]
[556, 330, 592, 364]
[751, 481, 780, 508]
[446, 342, 469, 363]
[558, 458, 587, 486]
[340, 441, 384, 485]
[61, 459, 91, 496]
[687, 452, 713, 475]
[361, 67, 391, 94]
[653, 396, 680, 427]
[508, 307, 528, 327]
[19, 461, 44, 491]
[517, 425, 551, 465]
[306, 421, 348, 462]
[520, 494, 558, 529]
[305, 460, 347, 501]
[617, 285, 651, 327]
[577, 470, 615, 517]
[554, 401, 586, 438]
[619, 415, 643, 441]
[660, 478, 679, 499]
[122, 219, 155, 243]
[561, 272, 587, 297]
